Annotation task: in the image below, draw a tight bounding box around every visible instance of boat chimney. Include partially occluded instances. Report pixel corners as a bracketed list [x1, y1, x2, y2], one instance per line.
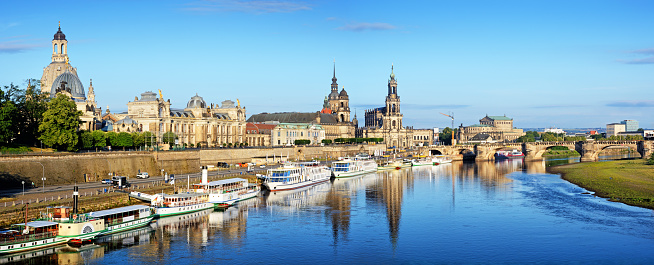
[202, 166, 208, 184]
[73, 184, 79, 215]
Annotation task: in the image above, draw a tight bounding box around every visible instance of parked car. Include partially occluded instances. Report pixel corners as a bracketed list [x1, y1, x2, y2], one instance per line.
[136, 172, 149, 179]
[260, 165, 266, 168]
[101, 179, 112, 184]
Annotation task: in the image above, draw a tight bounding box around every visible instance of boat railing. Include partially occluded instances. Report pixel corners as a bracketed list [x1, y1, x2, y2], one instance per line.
[0, 231, 58, 246]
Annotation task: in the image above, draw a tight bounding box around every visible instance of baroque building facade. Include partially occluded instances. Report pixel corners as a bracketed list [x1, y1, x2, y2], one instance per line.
[109, 91, 247, 147]
[248, 63, 356, 142]
[40, 23, 101, 131]
[359, 66, 432, 148]
[456, 115, 525, 143]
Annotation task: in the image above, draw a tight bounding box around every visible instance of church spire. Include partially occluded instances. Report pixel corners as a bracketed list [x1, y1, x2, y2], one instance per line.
[330, 59, 338, 96]
[331, 59, 338, 88]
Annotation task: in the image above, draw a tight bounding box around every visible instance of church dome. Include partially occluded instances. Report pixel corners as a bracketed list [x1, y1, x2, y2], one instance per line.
[51, 71, 85, 99]
[328, 90, 339, 100]
[187, 94, 207, 108]
[54, 26, 66, 40]
[339, 88, 348, 97]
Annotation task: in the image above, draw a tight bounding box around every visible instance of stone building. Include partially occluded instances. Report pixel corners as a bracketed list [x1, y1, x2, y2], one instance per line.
[456, 115, 525, 143]
[40, 23, 101, 131]
[245, 123, 276, 147]
[113, 91, 247, 147]
[271, 123, 325, 146]
[359, 66, 431, 148]
[247, 63, 356, 141]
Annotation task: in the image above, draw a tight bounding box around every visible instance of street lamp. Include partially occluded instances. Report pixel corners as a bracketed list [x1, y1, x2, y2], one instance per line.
[21, 181, 24, 196]
[41, 177, 46, 193]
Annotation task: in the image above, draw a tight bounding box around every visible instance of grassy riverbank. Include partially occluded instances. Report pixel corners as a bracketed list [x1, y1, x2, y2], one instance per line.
[548, 159, 654, 209]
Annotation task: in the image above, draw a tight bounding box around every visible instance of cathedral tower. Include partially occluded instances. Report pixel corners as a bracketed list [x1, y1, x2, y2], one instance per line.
[41, 22, 79, 95]
[383, 65, 403, 131]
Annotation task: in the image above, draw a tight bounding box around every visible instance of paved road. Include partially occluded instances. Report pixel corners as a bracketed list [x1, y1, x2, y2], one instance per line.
[0, 165, 276, 197]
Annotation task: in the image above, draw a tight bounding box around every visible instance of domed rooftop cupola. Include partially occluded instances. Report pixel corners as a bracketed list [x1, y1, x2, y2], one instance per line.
[339, 86, 348, 98]
[54, 25, 66, 40]
[51, 71, 85, 99]
[187, 94, 207, 109]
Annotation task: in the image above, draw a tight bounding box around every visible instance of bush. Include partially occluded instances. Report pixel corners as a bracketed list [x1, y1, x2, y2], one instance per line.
[294, 139, 311, 145]
[321, 139, 332, 145]
[647, 153, 654, 165]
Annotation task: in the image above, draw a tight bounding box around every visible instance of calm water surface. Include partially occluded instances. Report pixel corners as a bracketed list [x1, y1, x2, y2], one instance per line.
[5, 158, 654, 264]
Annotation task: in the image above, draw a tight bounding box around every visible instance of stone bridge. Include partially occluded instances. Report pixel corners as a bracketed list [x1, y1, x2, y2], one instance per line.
[426, 140, 654, 161]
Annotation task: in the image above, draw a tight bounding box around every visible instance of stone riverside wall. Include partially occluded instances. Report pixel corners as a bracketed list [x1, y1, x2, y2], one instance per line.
[0, 152, 160, 188]
[0, 144, 385, 189]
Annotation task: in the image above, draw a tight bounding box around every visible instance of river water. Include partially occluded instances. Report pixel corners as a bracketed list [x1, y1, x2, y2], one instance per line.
[5, 157, 654, 264]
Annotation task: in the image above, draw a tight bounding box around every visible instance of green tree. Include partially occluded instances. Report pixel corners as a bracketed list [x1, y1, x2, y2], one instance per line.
[0, 84, 19, 146]
[131, 132, 144, 148]
[321, 139, 332, 145]
[116, 132, 133, 150]
[38, 93, 82, 151]
[162, 131, 177, 145]
[439, 127, 457, 145]
[142, 131, 155, 147]
[92, 130, 106, 150]
[16, 80, 49, 146]
[79, 130, 93, 149]
[105, 131, 118, 147]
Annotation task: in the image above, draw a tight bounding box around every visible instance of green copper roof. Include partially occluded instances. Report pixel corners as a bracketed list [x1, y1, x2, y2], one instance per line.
[487, 116, 512, 121]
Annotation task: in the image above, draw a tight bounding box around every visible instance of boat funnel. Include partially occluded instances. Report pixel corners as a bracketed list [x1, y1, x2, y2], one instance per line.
[73, 185, 79, 215]
[202, 166, 208, 184]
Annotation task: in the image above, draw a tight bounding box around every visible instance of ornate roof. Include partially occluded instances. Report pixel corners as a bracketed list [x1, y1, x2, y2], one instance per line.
[328, 90, 340, 100]
[485, 115, 512, 121]
[115, 116, 138, 125]
[54, 26, 66, 40]
[137, 91, 158, 102]
[51, 71, 85, 99]
[339, 87, 348, 98]
[220, 100, 235, 108]
[187, 94, 206, 109]
[247, 112, 337, 124]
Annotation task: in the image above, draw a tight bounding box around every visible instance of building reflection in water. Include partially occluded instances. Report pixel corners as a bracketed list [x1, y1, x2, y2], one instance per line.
[365, 169, 415, 249]
[325, 173, 377, 246]
[262, 181, 332, 213]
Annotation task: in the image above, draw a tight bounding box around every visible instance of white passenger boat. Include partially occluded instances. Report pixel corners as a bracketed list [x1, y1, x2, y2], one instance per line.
[378, 159, 412, 170]
[411, 157, 434, 166]
[88, 205, 154, 236]
[0, 188, 105, 254]
[191, 178, 260, 208]
[151, 193, 214, 217]
[331, 155, 377, 178]
[261, 162, 332, 191]
[433, 155, 452, 165]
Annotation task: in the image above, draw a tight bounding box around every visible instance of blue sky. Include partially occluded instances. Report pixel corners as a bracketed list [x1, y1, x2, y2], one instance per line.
[1, 0, 654, 129]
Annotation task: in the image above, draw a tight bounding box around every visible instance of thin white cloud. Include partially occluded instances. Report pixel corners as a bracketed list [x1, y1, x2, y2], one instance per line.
[621, 56, 654, 65]
[0, 37, 45, 53]
[336, 22, 396, 32]
[631, 48, 654, 55]
[0, 22, 20, 32]
[606, 100, 654, 107]
[183, 0, 311, 14]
